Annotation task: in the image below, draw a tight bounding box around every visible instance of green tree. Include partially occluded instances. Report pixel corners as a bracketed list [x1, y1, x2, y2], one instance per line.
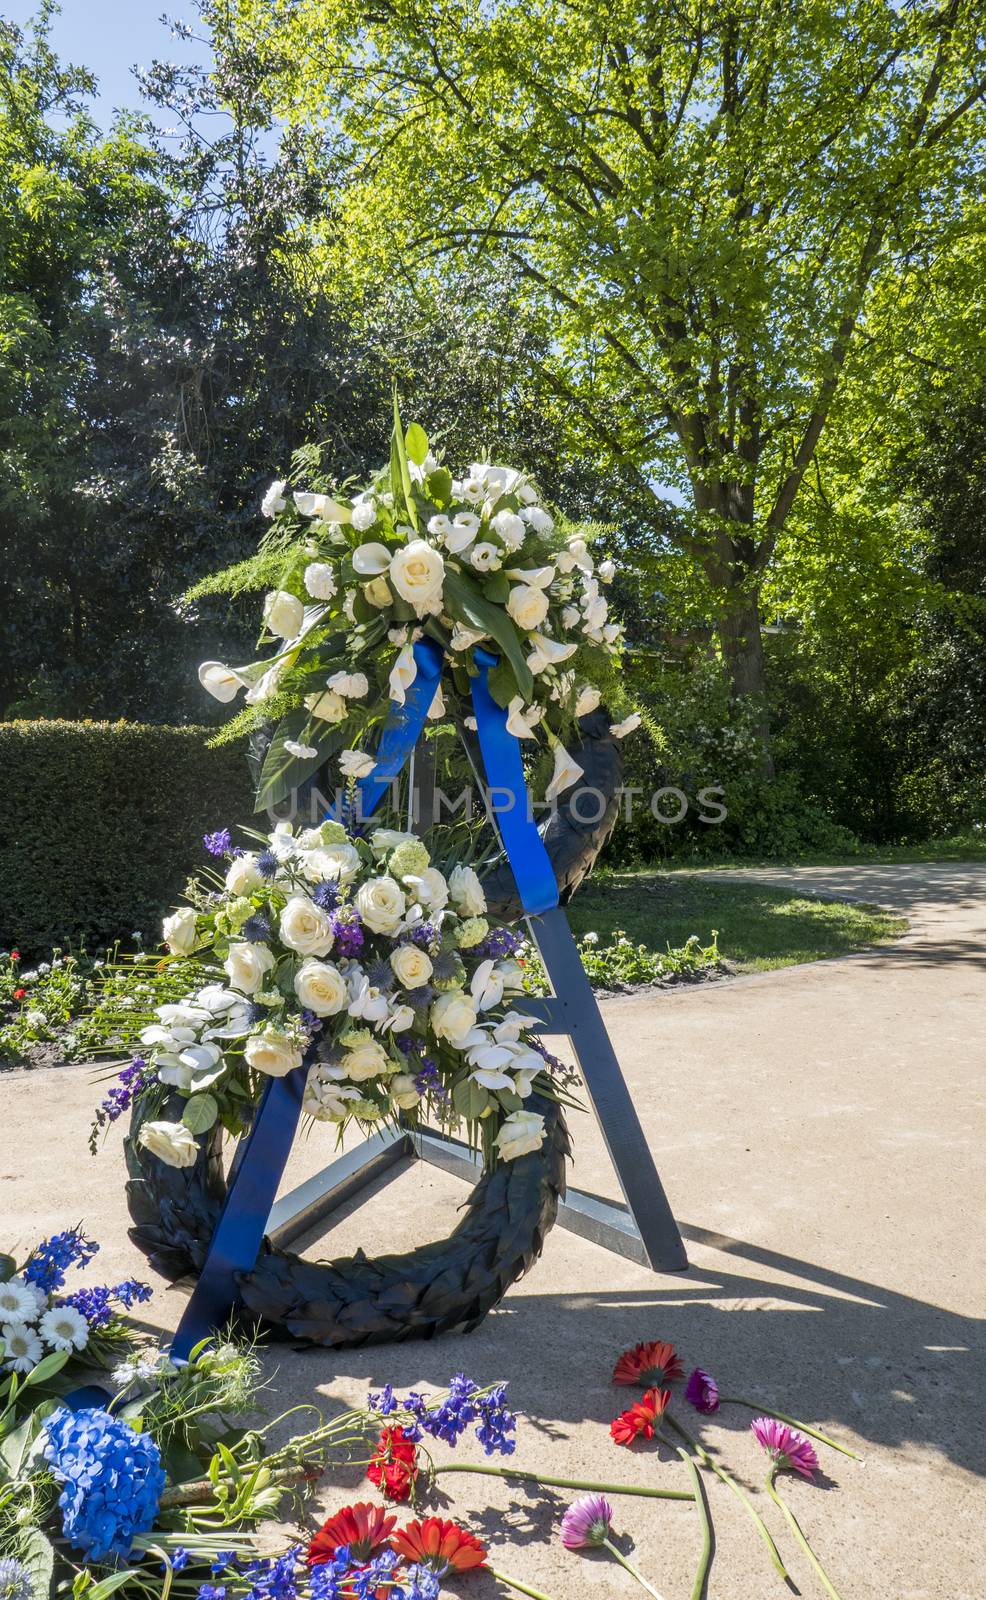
[226, 0, 986, 756]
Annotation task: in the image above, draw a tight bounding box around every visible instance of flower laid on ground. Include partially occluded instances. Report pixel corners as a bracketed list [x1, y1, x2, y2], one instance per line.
[751, 1415, 820, 1479]
[189, 408, 642, 811]
[610, 1387, 671, 1446]
[390, 1517, 487, 1575]
[684, 1366, 720, 1414]
[43, 1405, 167, 1560]
[119, 821, 573, 1175]
[367, 1425, 420, 1503]
[0, 1227, 150, 1382]
[557, 1493, 663, 1598]
[308, 1501, 397, 1564]
[613, 1339, 684, 1387]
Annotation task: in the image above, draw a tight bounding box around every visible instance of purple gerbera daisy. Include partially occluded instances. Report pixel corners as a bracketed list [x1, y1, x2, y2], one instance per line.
[751, 1416, 818, 1479]
[685, 1367, 720, 1414]
[559, 1493, 614, 1550]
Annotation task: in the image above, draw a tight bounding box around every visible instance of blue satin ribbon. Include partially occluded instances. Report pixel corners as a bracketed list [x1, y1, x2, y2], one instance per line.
[171, 634, 557, 1355]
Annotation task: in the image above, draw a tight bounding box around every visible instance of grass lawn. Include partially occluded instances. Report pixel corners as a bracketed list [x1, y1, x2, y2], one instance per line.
[566, 871, 907, 973]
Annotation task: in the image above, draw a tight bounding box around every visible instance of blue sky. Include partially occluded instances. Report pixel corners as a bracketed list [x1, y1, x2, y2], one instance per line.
[6, 1, 212, 122]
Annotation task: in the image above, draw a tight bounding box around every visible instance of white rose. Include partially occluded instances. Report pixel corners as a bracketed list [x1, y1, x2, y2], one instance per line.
[327, 670, 369, 698]
[494, 1109, 545, 1160]
[390, 944, 434, 988]
[304, 562, 337, 600]
[431, 990, 479, 1046]
[224, 942, 275, 994]
[448, 864, 487, 916]
[491, 509, 526, 548]
[355, 875, 406, 935]
[507, 584, 551, 632]
[162, 906, 198, 955]
[610, 712, 642, 738]
[469, 541, 502, 572]
[411, 866, 449, 911]
[306, 842, 362, 884]
[198, 661, 246, 703]
[138, 1120, 200, 1169]
[306, 688, 347, 723]
[522, 506, 554, 534]
[351, 499, 377, 531]
[390, 1072, 423, 1110]
[599, 559, 616, 582]
[576, 684, 602, 717]
[225, 853, 263, 894]
[244, 1027, 304, 1078]
[339, 749, 376, 779]
[389, 540, 445, 614]
[261, 479, 287, 518]
[294, 958, 348, 1016]
[263, 588, 305, 639]
[279, 895, 335, 956]
[364, 576, 393, 607]
[343, 1037, 392, 1081]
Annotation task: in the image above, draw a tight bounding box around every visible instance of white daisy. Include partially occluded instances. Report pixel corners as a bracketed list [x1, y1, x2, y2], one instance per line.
[0, 1278, 43, 1324]
[1, 1321, 43, 1373]
[39, 1304, 89, 1353]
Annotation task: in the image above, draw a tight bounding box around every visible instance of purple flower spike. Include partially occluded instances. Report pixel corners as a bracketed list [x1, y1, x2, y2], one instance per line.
[685, 1366, 720, 1414]
[560, 1493, 614, 1550]
[751, 1416, 819, 1479]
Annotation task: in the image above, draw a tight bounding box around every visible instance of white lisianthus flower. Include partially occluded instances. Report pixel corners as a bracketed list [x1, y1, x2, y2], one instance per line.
[521, 505, 554, 534]
[576, 684, 602, 717]
[389, 540, 445, 614]
[445, 512, 481, 552]
[304, 562, 337, 601]
[279, 895, 335, 956]
[545, 738, 585, 802]
[302, 841, 361, 884]
[263, 589, 305, 640]
[306, 688, 347, 723]
[390, 1072, 423, 1110]
[327, 670, 369, 698]
[261, 479, 288, 518]
[448, 863, 487, 915]
[610, 712, 643, 738]
[427, 513, 452, 540]
[557, 537, 594, 575]
[162, 906, 198, 955]
[351, 499, 377, 532]
[432, 990, 479, 1046]
[138, 1119, 200, 1169]
[506, 584, 551, 632]
[39, 1305, 89, 1352]
[390, 944, 434, 988]
[598, 559, 616, 582]
[244, 1027, 303, 1078]
[225, 854, 263, 895]
[505, 697, 541, 739]
[458, 475, 486, 504]
[469, 541, 502, 572]
[339, 749, 376, 779]
[198, 661, 247, 703]
[353, 541, 391, 576]
[491, 509, 526, 548]
[1, 1322, 44, 1372]
[561, 605, 580, 630]
[495, 1109, 546, 1160]
[294, 958, 348, 1016]
[410, 866, 449, 911]
[342, 1036, 392, 1081]
[224, 941, 275, 995]
[355, 875, 406, 935]
[389, 643, 418, 706]
[284, 739, 318, 760]
[0, 1279, 42, 1324]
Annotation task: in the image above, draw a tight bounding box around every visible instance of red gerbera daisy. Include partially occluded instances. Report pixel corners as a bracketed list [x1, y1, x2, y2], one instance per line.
[610, 1386, 671, 1446]
[391, 1517, 488, 1576]
[612, 1339, 684, 1388]
[367, 1425, 419, 1503]
[308, 1502, 397, 1565]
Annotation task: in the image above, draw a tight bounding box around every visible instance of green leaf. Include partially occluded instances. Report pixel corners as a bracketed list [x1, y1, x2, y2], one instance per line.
[487, 657, 520, 709]
[23, 1349, 70, 1387]
[182, 1093, 218, 1134]
[404, 421, 430, 465]
[390, 392, 418, 531]
[452, 1078, 490, 1120]
[20, 1528, 55, 1599]
[254, 711, 345, 812]
[0, 1253, 15, 1283]
[483, 570, 510, 605]
[86, 1571, 140, 1600]
[443, 569, 534, 699]
[0, 1411, 40, 1476]
[425, 466, 452, 505]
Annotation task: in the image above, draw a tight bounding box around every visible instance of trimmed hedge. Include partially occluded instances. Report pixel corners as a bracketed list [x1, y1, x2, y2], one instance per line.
[0, 722, 255, 957]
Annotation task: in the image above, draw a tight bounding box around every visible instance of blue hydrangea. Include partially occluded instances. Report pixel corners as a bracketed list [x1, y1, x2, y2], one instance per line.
[0, 1558, 32, 1600]
[43, 1406, 165, 1561]
[25, 1229, 99, 1291]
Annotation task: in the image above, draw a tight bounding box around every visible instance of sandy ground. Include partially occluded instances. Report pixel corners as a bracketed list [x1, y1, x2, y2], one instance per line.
[2, 863, 984, 1599]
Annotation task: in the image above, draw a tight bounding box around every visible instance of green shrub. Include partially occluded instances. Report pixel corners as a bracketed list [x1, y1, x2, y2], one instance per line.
[0, 721, 254, 957]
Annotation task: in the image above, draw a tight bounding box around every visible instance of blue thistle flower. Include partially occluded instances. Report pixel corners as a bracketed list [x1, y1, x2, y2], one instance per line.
[242, 914, 272, 942]
[257, 850, 279, 878]
[312, 880, 340, 910]
[0, 1559, 32, 1600]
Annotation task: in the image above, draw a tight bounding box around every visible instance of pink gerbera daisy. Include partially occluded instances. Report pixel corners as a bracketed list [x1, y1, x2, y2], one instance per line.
[751, 1416, 819, 1479]
[559, 1493, 614, 1549]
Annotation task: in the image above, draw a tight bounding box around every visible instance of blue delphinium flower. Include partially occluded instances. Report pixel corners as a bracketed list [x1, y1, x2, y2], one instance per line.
[368, 1383, 399, 1416]
[62, 1277, 152, 1329]
[475, 1382, 517, 1456]
[240, 1547, 302, 1600]
[25, 1229, 99, 1291]
[352, 1552, 402, 1600]
[43, 1406, 165, 1560]
[405, 1567, 441, 1600]
[165, 1548, 191, 1572]
[203, 829, 232, 857]
[111, 1279, 153, 1310]
[0, 1558, 32, 1600]
[412, 1373, 479, 1448]
[197, 1587, 227, 1600]
[308, 1549, 352, 1600]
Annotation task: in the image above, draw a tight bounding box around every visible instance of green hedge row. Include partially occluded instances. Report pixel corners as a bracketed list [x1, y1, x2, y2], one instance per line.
[0, 722, 255, 957]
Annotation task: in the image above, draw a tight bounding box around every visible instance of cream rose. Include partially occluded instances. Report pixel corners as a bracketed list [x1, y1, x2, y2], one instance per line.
[306, 688, 347, 722]
[411, 867, 449, 911]
[389, 539, 445, 614]
[506, 583, 550, 632]
[364, 576, 393, 608]
[162, 906, 198, 955]
[138, 1119, 200, 1169]
[225, 853, 263, 895]
[355, 875, 406, 935]
[300, 842, 361, 884]
[244, 1027, 303, 1078]
[294, 958, 348, 1016]
[278, 895, 335, 956]
[431, 990, 479, 1046]
[390, 944, 434, 989]
[263, 589, 304, 639]
[448, 864, 487, 916]
[390, 1072, 423, 1110]
[342, 1037, 392, 1081]
[494, 1109, 545, 1161]
[223, 941, 275, 995]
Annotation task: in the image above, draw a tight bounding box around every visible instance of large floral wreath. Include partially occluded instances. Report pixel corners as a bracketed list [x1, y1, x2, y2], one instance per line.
[135, 818, 569, 1173]
[191, 407, 641, 807]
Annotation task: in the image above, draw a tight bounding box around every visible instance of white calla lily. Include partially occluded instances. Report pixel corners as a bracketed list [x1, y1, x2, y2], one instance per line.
[353, 541, 392, 576]
[389, 643, 418, 706]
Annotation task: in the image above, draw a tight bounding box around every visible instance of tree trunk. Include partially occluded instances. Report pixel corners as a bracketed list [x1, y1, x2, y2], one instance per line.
[717, 591, 775, 779]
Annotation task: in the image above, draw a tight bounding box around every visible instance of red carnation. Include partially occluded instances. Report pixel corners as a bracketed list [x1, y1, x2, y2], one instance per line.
[610, 1386, 671, 1446]
[612, 1339, 684, 1388]
[10, 951, 19, 961]
[13, 987, 25, 1000]
[367, 1425, 419, 1502]
[309, 1501, 397, 1565]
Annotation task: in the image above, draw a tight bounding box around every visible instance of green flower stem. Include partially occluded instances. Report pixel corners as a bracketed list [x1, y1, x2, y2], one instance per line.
[433, 1462, 693, 1500]
[602, 1538, 665, 1600]
[674, 1446, 712, 1600]
[719, 1398, 862, 1462]
[766, 1466, 844, 1600]
[664, 1414, 790, 1582]
[489, 1567, 558, 1600]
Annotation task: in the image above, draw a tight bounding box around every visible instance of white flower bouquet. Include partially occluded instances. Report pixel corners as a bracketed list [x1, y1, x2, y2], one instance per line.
[189, 406, 638, 807]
